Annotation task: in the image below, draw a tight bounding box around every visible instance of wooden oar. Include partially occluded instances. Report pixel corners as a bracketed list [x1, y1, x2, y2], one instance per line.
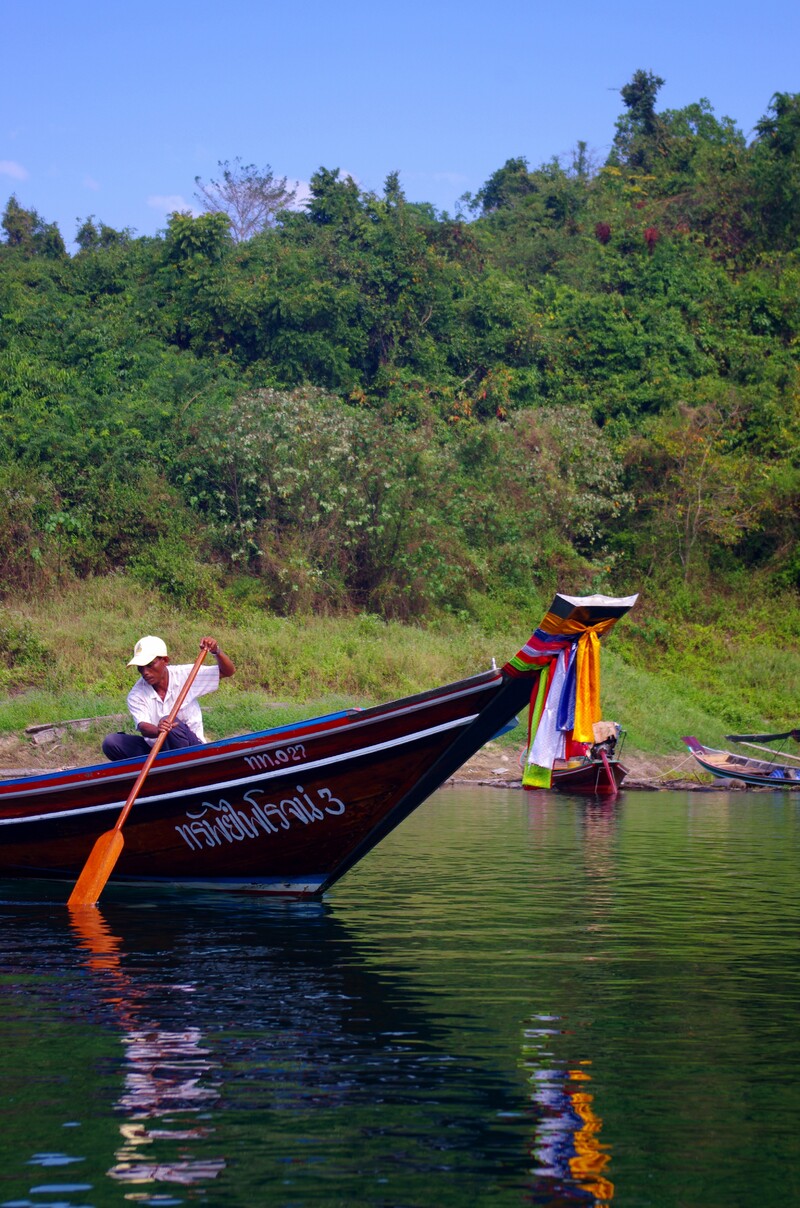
[68, 646, 208, 909]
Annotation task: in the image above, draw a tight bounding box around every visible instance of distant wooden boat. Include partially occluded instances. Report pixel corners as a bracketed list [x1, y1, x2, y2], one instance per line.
[551, 754, 628, 796]
[0, 592, 637, 899]
[550, 719, 627, 796]
[683, 737, 800, 789]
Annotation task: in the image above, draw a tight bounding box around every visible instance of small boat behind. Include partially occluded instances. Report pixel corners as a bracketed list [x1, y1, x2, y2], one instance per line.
[551, 756, 628, 795]
[551, 722, 628, 796]
[682, 736, 800, 789]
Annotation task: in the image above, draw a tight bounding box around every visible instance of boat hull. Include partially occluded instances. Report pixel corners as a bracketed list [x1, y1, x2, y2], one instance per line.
[683, 737, 800, 789]
[551, 758, 628, 796]
[0, 668, 533, 896]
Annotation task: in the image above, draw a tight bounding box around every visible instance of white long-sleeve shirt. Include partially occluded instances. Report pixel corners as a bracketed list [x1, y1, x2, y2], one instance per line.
[126, 664, 220, 745]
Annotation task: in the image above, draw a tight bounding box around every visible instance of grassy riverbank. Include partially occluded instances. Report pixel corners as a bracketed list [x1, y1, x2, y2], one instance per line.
[2, 574, 796, 773]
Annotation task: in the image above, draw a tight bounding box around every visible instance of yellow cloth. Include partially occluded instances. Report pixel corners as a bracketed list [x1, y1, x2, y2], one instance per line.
[540, 614, 616, 742]
[573, 628, 602, 742]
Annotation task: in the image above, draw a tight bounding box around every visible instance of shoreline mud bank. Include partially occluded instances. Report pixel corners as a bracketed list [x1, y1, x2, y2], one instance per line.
[0, 738, 784, 793]
[446, 745, 777, 792]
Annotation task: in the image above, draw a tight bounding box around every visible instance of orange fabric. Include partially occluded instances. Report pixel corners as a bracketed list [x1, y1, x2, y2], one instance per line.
[573, 628, 602, 741]
[538, 611, 618, 639]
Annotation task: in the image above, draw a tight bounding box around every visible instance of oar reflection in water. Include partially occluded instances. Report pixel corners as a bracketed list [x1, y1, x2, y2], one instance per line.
[70, 908, 225, 1190]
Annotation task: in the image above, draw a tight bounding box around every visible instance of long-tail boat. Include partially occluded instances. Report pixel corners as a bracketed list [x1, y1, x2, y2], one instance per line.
[550, 723, 629, 796]
[683, 735, 800, 789]
[0, 593, 637, 898]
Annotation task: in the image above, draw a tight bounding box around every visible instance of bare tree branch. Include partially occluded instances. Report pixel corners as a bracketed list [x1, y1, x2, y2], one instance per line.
[194, 157, 297, 242]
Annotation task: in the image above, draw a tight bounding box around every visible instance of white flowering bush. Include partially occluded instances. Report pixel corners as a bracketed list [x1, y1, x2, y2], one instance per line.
[179, 387, 474, 617]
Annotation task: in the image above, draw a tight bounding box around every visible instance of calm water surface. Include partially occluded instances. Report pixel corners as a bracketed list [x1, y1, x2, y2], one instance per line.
[1, 786, 799, 1207]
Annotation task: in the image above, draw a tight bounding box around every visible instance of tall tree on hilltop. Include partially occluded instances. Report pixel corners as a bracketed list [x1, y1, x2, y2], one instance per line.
[1, 195, 66, 257]
[750, 92, 800, 250]
[305, 167, 362, 226]
[651, 99, 749, 255]
[609, 69, 668, 171]
[194, 158, 297, 242]
[75, 216, 132, 252]
[470, 157, 535, 214]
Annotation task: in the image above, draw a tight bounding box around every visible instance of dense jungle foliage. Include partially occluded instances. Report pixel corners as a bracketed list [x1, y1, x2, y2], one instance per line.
[1, 72, 799, 716]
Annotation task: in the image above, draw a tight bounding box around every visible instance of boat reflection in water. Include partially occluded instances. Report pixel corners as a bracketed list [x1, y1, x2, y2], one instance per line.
[71, 908, 225, 1191]
[0, 871, 641, 1208]
[517, 796, 618, 1202]
[523, 1018, 614, 1204]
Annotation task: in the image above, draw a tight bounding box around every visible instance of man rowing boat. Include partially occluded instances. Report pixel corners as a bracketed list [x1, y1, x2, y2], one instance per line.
[102, 635, 235, 761]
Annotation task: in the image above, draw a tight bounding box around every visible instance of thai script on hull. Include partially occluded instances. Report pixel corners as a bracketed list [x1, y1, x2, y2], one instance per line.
[175, 783, 346, 851]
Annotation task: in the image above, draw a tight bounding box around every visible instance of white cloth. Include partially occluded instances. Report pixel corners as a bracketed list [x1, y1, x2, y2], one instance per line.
[527, 648, 568, 770]
[127, 664, 220, 745]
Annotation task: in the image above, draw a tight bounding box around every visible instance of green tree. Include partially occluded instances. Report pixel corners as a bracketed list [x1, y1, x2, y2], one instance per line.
[1, 196, 66, 257]
[639, 99, 750, 257]
[750, 92, 800, 250]
[75, 216, 131, 251]
[469, 157, 536, 214]
[625, 402, 765, 582]
[609, 69, 667, 171]
[305, 167, 362, 227]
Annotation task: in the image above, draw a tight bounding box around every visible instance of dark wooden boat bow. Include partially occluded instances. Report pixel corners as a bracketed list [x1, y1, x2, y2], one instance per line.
[0, 593, 638, 899]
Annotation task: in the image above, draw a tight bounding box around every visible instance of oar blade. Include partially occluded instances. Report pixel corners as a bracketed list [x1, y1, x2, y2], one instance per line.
[67, 829, 125, 909]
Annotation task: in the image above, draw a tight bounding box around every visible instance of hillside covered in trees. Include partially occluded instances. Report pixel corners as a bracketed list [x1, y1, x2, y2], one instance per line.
[1, 72, 798, 673]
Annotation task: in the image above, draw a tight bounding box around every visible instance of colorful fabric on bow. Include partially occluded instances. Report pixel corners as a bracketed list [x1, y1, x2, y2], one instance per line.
[504, 628, 574, 676]
[513, 614, 619, 784]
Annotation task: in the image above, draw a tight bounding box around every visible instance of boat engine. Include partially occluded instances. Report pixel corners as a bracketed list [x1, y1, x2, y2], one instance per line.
[590, 720, 621, 760]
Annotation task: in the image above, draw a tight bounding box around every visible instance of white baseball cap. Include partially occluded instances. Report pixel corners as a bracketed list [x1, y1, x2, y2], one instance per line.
[128, 635, 168, 666]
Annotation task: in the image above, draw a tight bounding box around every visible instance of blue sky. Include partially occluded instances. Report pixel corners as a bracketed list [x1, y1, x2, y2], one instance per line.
[2, 0, 798, 248]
